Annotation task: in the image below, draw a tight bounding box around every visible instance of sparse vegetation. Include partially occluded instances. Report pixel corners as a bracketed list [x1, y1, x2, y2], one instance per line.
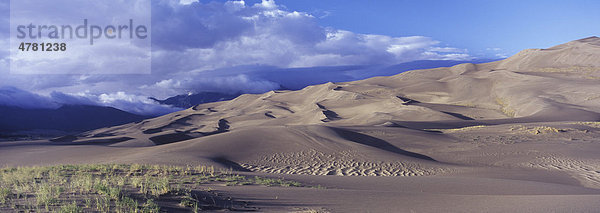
[510, 125, 569, 135]
[495, 97, 516, 117]
[429, 125, 488, 133]
[585, 95, 600, 101]
[0, 164, 304, 212]
[571, 122, 600, 128]
[292, 207, 331, 213]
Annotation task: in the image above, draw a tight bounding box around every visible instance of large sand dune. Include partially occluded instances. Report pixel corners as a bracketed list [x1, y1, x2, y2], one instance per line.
[3, 37, 600, 212]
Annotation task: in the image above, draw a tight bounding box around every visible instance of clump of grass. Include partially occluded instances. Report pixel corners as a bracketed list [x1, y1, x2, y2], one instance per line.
[253, 176, 302, 187]
[0, 188, 11, 204]
[0, 164, 305, 212]
[529, 126, 566, 134]
[36, 182, 63, 209]
[495, 97, 515, 117]
[292, 208, 331, 213]
[428, 125, 488, 133]
[571, 122, 600, 128]
[510, 125, 569, 135]
[115, 196, 138, 213]
[142, 199, 160, 213]
[58, 201, 82, 213]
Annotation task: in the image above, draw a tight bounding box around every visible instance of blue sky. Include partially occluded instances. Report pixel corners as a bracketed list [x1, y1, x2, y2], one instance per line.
[250, 0, 600, 58]
[0, 0, 598, 115]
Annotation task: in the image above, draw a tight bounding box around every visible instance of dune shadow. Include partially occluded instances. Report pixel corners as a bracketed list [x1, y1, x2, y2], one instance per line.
[440, 111, 475, 120]
[149, 132, 195, 145]
[211, 156, 251, 172]
[396, 96, 420, 105]
[328, 127, 436, 161]
[393, 107, 600, 131]
[317, 103, 341, 122]
[142, 114, 205, 134]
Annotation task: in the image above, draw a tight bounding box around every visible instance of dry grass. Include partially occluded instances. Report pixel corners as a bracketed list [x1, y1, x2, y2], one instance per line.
[510, 125, 569, 135]
[495, 97, 515, 117]
[435, 125, 488, 133]
[571, 122, 600, 128]
[585, 95, 600, 101]
[0, 164, 303, 212]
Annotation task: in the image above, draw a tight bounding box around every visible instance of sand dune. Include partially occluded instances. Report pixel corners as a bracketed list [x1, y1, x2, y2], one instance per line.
[3, 37, 600, 212]
[64, 37, 600, 186]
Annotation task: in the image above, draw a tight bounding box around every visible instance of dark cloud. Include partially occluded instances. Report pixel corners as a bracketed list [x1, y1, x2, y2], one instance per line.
[151, 0, 253, 50]
[0, 86, 59, 109]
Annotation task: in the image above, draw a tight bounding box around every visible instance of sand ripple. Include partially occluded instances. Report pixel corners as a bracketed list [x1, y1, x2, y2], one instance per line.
[241, 150, 444, 176]
[523, 155, 600, 188]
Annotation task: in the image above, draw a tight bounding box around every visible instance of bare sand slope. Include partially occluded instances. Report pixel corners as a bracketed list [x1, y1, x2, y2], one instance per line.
[3, 37, 600, 212]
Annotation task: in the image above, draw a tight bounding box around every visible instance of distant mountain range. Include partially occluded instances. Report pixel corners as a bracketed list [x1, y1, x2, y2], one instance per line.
[150, 92, 241, 109]
[0, 105, 148, 138]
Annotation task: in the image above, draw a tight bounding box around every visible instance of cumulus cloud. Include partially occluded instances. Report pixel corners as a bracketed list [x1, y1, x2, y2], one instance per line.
[95, 92, 180, 115]
[486, 47, 508, 58]
[150, 0, 471, 72]
[149, 74, 280, 95]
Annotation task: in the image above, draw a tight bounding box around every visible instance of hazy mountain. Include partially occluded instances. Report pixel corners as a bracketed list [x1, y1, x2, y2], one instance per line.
[150, 92, 242, 109]
[0, 105, 148, 135]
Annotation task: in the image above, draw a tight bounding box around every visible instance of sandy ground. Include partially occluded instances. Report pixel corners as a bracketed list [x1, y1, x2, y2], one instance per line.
[2, 37, 600, 212]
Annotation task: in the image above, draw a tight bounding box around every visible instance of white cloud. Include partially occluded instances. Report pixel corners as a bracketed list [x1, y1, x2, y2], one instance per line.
[147, 74, 280, 95]
[151, 0, 471, 70]
[225, 0, 246, 12]
[429, 47, 466, 53]
[495, 53, 508, 58]
[256, 0, 277, 9]
[179, 0, 198, 5]
[486, 47, 508, 58]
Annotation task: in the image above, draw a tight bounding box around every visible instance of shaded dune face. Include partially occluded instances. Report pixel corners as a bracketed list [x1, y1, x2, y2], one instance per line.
[61, 37, 600, 181]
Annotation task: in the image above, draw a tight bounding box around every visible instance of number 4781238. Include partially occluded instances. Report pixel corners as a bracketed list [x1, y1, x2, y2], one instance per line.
[18, 42, 67, 52]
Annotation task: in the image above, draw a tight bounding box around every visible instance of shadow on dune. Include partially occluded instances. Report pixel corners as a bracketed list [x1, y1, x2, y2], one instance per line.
[440, 111, 475, 120]
[149, 132, 195, 145]
[0, 136, 136, 148]
[147, 119, 232, 145]
[211, 156, 252, 172]
[328, 127, 436, 162]
[393, 107, 600, 130]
